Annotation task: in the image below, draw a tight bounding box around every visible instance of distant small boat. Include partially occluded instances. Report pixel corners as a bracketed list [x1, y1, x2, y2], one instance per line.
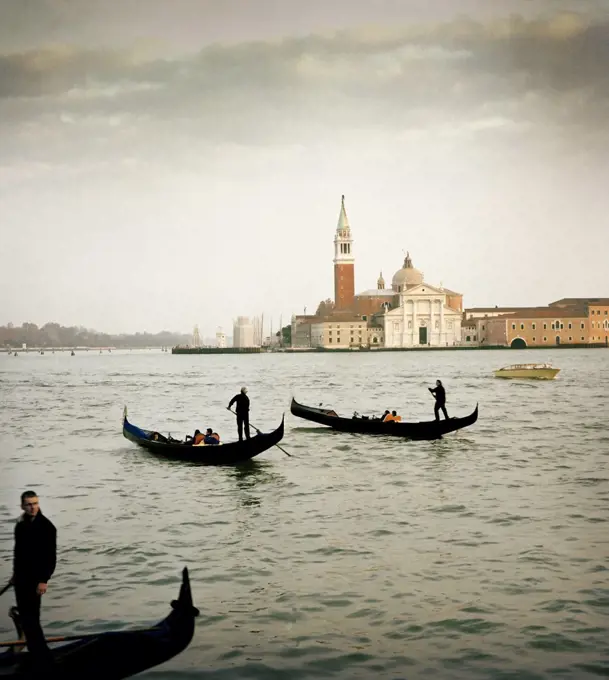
[494, 363, 560, 380]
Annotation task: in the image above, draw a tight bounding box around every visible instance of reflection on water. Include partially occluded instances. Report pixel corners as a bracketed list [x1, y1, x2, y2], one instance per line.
[0, 348, 608, 679]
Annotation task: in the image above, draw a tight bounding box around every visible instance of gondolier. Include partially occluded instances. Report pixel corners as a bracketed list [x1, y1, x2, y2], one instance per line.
[11, 490, 56, 669]
[428, 380, 449, 420]
[228, 386, 250, 441]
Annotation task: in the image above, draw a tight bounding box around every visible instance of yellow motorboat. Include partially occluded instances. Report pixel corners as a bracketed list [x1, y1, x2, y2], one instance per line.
[494, 363, 560, 380]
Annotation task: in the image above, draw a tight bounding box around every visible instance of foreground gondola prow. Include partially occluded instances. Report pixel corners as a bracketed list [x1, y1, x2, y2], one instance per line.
[170, 567, 200, 619]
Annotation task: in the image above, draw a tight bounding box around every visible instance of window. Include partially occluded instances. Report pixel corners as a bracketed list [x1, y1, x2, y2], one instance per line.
[569, 337, 572, 341]
[560, 323, 564, 330]
[532, 323, 536, 330]
[329, 337, 333, 343]
[532, 337, 536, 342]
[482, 325, 486, 330]
[520, 323, 524, 330]
[568, 323, 572, 329]
[466, 336, 471, 342]
[581, 337, 585, 341]
[544, 323, 547, 330]
[581, 323, 585, 329]
[543, 337, 547, 341]
[512, 323, 516, 330]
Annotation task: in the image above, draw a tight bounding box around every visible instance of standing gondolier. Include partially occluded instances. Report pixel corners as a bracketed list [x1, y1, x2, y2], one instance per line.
[228, 386, 250, 441]
[428, 380, 449, 420]
[11, 490, 56, 669]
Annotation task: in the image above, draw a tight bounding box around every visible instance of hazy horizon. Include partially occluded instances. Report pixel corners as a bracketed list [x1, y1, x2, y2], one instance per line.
[1, 0, 608, 336]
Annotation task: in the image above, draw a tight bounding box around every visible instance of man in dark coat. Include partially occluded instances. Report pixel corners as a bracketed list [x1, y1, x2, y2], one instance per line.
[428, 379, 449, 420]
[11, 490, 56, 667]
[228, 386, 250, 441]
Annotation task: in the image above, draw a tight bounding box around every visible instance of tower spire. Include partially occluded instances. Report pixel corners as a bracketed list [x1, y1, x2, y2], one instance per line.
[336, 194, 350, 234]
[333, 194, 355, 310]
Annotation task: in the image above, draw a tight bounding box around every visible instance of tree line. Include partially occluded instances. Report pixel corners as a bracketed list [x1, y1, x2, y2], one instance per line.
[0, 322, 190, 349]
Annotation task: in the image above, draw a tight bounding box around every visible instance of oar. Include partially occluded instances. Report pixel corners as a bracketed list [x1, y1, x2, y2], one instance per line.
[0, 626, 164, 648]
[0, 582, 11, 597]
[226, 408, 291, 457]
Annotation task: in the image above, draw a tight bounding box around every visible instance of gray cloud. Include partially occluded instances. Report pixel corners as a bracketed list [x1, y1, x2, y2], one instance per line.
[1, 11, 608, 154]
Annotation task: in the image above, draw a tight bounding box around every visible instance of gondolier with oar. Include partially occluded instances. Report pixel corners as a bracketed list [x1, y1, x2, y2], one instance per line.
[428, 379, 449, 420]
[228, 386, 250, 441]
[4, 490, 57, 670]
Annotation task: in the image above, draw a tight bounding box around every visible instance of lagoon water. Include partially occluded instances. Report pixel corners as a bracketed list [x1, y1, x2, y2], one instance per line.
[1, 348, 608, 679]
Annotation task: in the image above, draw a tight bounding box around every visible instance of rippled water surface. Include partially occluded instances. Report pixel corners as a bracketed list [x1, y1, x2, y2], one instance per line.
[1, 348, 608, 679]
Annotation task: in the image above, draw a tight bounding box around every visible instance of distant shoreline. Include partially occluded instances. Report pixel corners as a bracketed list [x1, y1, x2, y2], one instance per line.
[170, 343, 608, 354]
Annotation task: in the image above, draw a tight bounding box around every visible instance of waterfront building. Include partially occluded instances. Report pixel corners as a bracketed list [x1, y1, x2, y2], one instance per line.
[233, 316, 257, 348]
[216, 327, 227, 348]
[462, 298, 609, 347]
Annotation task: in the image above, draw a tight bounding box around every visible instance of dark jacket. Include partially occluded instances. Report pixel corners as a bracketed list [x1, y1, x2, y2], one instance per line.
[430, 385, 446, 404]
[228, 392, 250, 414]
[13, 512, 57, 585]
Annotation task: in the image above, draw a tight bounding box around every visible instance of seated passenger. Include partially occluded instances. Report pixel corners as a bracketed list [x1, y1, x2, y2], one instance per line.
[203, 428, 220, 445]
[192, 429, 205, 445]
[380, 410, 390, 421]
[383, 410, 402, 422]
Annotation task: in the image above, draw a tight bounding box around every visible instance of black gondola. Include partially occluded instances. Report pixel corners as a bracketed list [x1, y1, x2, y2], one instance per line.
[290, 397, 478, 440]
[0, 567, 198, 679]
[122, 407, 285, 464]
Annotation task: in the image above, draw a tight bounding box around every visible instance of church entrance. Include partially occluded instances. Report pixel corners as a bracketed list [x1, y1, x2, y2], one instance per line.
[419, 327, 428, 345]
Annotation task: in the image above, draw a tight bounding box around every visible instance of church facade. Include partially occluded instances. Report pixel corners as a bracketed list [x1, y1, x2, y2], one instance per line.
[291, 196, 463, 349]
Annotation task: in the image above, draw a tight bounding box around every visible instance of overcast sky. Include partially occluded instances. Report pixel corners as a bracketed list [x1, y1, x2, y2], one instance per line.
[1, 0, 607, 335]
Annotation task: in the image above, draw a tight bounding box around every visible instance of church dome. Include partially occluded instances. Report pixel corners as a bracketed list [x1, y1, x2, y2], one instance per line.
[391, 252, 423, 291]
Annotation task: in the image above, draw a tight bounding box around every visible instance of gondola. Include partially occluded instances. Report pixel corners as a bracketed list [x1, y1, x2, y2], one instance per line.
[0, 567, 199, 679]
[290, 397, 478, 440]
[122, 407, 285, 464]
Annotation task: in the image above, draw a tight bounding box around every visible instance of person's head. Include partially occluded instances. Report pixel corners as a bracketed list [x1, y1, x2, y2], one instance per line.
[436, 380, 442, 387]
[206, 428, 213, 435]
[20, 490, 40, 518]
[194, 429, 201, 435]
[392, 410, 397, 416]
[241, 386, 248, 394]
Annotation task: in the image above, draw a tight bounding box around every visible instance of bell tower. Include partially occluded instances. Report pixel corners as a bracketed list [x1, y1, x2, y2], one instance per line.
[333, 195, 355, 310]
